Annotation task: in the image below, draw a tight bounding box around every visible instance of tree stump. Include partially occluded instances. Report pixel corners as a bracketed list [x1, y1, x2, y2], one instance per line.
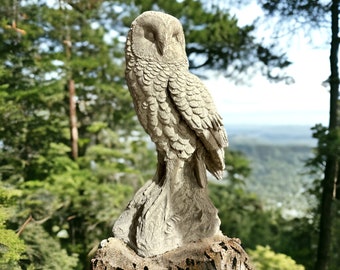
[91, 235, 254, 270]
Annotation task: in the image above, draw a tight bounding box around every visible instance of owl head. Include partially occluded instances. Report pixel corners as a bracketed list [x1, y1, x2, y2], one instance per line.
[128, 11, 188, 64]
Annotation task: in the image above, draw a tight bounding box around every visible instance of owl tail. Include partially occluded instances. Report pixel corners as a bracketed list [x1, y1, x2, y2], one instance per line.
[205, 148, 225, 180]
[194, 146, 225, 188]
[193, 149, 208, 188]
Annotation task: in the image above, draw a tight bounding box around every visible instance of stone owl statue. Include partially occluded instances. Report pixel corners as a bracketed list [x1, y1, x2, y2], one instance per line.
[125, 10, 228, 188]
[113, 11, 228, 257]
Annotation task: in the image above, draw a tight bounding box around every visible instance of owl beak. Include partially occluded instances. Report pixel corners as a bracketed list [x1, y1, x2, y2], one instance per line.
[156, 41, 165, 56]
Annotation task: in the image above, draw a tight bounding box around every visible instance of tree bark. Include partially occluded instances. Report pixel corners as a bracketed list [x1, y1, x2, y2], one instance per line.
[91, 235, 254, 270]
[314, 1, 339, 269]
[63, 15, 78, 160]
[68, 78, 78, 160]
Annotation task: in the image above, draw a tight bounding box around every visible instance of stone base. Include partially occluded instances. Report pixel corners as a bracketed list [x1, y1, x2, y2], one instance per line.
[91, 235, 254, 270]
[112, 172, 221, 257]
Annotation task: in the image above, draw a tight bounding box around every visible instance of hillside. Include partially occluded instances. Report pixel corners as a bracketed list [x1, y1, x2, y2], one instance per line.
[227, 125, 317, 146]
[226, 125, 316, 214]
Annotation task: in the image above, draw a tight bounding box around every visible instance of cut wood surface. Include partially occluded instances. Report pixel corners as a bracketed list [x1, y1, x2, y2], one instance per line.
[91, 235, 254, 270]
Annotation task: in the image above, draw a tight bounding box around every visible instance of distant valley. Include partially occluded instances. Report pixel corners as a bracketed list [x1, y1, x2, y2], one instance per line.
[224, 125, 317, 214]
[226, 124, 317, 146]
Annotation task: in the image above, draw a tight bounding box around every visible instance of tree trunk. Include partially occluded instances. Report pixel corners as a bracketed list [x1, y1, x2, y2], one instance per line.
[68, 78, 78, 160]
[314, 1, 339, 269]
[63, 7, 78, 160]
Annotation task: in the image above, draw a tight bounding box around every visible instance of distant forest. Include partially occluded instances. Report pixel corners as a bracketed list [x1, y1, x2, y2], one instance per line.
[225, 125, 316, 214]
[231, 141, 314, 213]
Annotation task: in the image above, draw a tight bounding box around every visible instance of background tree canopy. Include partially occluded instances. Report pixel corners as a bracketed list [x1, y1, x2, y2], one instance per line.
[0, 0, 336, 270]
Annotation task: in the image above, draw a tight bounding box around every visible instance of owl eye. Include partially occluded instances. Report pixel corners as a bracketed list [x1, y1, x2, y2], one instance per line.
[145, 30, 155, 42]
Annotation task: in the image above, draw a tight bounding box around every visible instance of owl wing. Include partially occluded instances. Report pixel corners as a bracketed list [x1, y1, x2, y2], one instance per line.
[168, 69, 228, 181]
[168, 69, 228, 151]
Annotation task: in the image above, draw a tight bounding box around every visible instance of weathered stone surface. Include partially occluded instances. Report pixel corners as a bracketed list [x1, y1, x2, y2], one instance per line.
[91, 235, 254, 270]
[112, 160, 221, 257]
[94, 10, 249, 266]
[112, 12, 229, 257]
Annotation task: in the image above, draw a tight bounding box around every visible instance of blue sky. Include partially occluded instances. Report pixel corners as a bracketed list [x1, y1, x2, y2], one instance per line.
[204, 2, 330, 126]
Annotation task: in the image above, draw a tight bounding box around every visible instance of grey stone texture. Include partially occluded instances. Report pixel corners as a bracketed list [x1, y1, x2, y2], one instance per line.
[112, 10, 229, 258]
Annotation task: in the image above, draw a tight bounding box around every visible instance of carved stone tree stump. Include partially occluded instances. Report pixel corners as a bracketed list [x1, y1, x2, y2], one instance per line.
[91, 11, 254, 270]
[92, 235, 253, 270]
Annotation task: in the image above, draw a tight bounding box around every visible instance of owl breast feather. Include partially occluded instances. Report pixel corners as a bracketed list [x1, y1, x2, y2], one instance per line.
[128, 58, 227, 159]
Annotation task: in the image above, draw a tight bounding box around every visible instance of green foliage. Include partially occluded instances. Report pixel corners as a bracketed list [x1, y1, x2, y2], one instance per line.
[21, 224, 78, 270]
[0, 1, 154, 268]
[231, 141, 313, 209]
[0, 228, 25, 270]
[225, 149, 251, 184]
[210, 150, 274, 247]
[16, 141, 137, 268]
[307, 124, 340, 171]
[210, 182, 274, 247]
[248, 245, 305, 270]
[0, 185, 25, 269]
[305, 124, 340, 269]
[211, 148, 317, 269]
